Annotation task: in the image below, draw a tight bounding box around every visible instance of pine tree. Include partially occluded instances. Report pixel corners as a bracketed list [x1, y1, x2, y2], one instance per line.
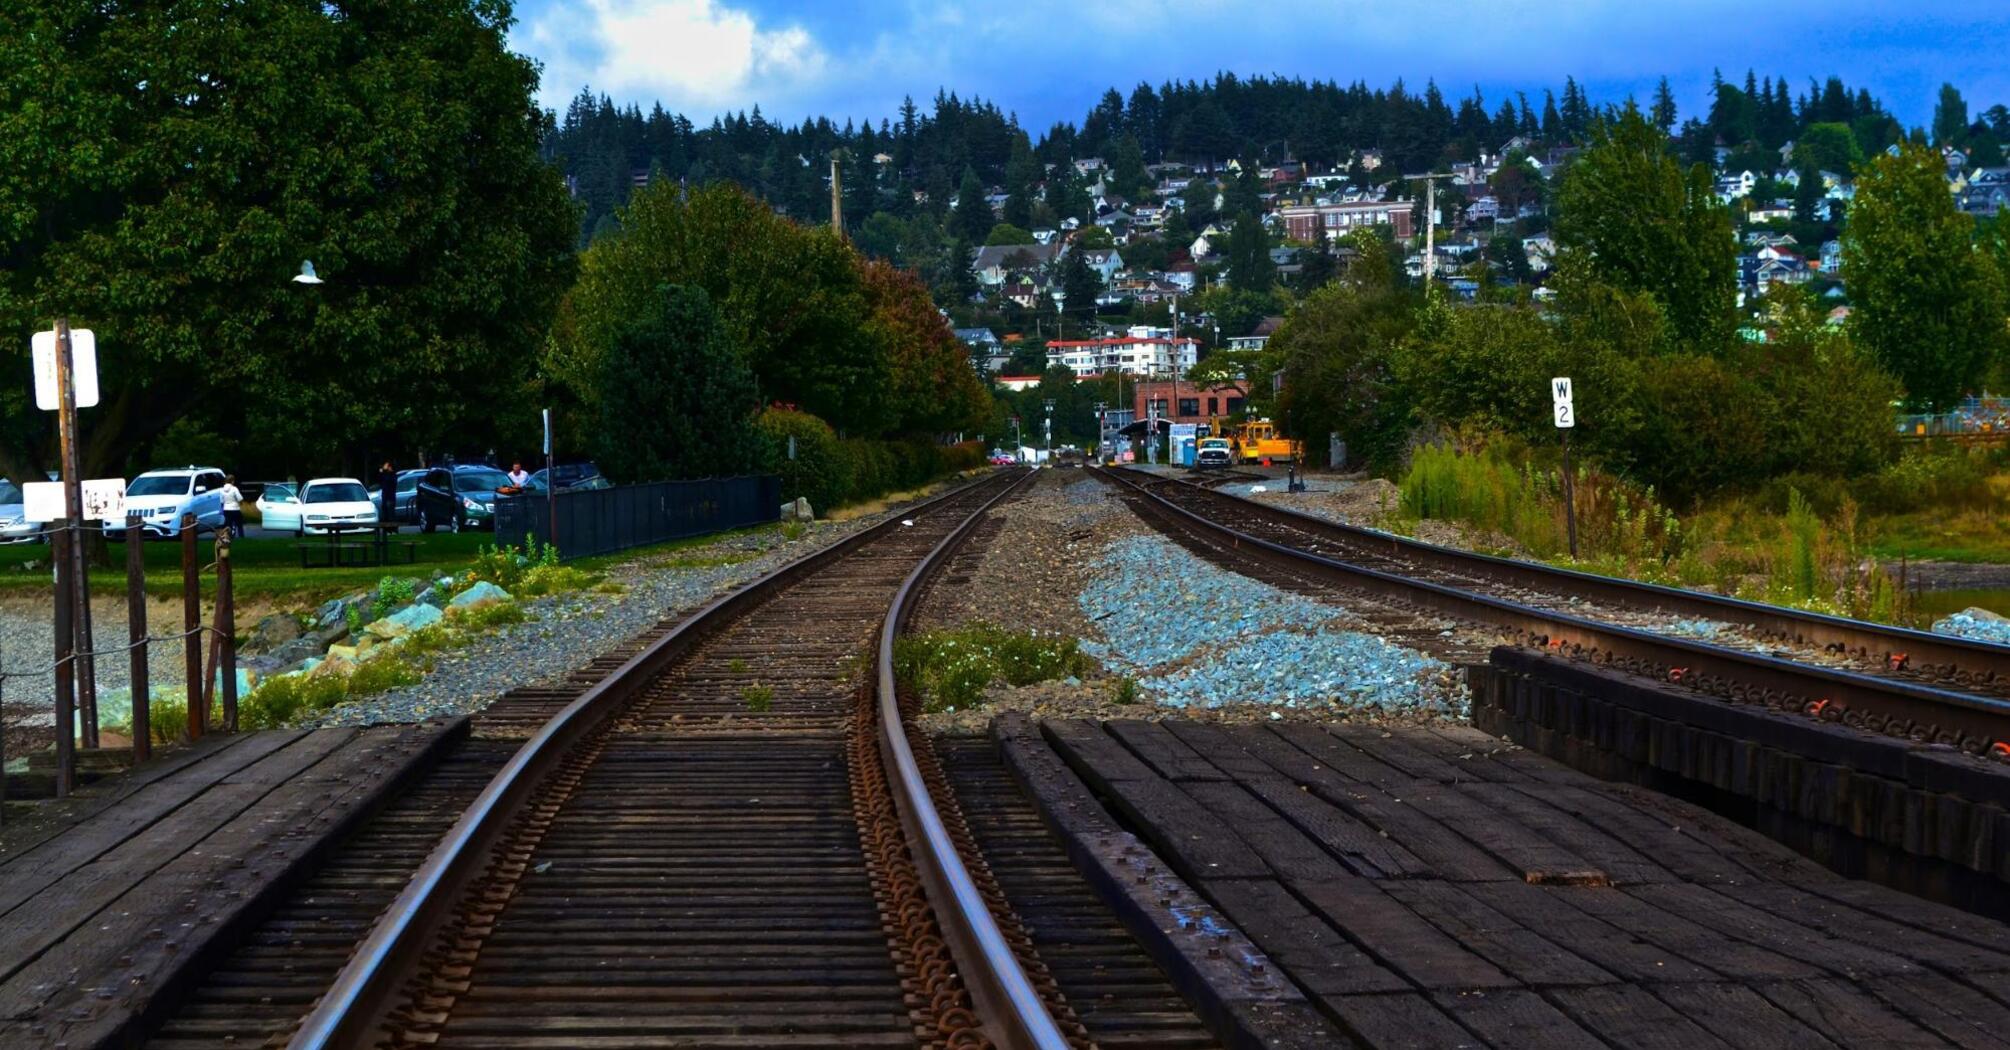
[1651, 77, 1677, 133]
[952, 168, 992, 243]
[1933, 83, 1970, 147]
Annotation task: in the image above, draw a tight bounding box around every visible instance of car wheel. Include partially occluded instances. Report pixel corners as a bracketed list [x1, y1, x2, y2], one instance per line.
[419, 509, 435, 534]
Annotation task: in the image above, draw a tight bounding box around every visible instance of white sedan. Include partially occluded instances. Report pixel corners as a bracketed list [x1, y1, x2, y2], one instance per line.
[297, 478, 380, 535]
[255, 482, 303, 533]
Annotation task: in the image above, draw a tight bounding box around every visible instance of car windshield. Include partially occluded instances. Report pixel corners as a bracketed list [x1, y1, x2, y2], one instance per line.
[454, 470, 509, 493]
[264, 483, 295, 500]
[128, 475, 192, 497]
[0, 480, 19, 504]
[304, 482, 369, 503]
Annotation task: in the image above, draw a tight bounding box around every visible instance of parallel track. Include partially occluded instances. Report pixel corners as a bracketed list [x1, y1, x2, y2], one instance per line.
[1098, 467, 2010, 757]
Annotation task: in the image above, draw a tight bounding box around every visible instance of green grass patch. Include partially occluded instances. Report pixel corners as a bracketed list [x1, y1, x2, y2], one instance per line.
[741, 684, 775, 713]
[893, 624, 1091, 713]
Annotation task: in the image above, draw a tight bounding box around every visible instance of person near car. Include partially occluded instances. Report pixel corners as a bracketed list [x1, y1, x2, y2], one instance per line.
[378, 461, 397, 525]
[220, 475, 245, 537]
[507, 461, 529, 488]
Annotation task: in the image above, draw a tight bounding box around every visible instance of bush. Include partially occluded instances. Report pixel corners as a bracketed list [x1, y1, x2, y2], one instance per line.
[893, 624, 1091, 713]
[240, 672, 348, 728]
[348, 655, 423, 696]
[466, 540, 559, 592]
[756, 407, 984, 511]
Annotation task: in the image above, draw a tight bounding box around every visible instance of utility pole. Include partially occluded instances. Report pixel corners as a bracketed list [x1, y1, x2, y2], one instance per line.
[829, 150, 845, 239]
[52, 320, 96, 749]
[1042, 398, 1056, 458]
[1411, 173, 1453, 288]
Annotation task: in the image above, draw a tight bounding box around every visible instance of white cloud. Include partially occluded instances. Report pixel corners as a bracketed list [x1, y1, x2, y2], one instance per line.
[524, 0, 827, 110]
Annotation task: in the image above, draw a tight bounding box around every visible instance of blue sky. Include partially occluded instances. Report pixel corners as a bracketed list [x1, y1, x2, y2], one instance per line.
[510, 1, 2009, 134]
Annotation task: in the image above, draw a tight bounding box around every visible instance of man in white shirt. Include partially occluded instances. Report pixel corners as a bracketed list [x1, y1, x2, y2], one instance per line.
[507, 461, 530, 488]
[220, 475, 245, 537]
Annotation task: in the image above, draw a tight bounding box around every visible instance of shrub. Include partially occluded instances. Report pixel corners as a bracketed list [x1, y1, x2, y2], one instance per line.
[455, 602, 528, 631]
[755, 408, 852, 512]
[348, 655, 423, 696]
[741, 684, 775, 712]
[376, 576, 418, 608]
[240, 672, 348, 728]
[518, 564, 591, 597]
[893, 624, 1092, 713]
[466, 540, 559, 592]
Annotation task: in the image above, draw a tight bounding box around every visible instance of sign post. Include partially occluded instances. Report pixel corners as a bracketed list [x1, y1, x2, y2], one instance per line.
[1551, 376, 1578, 559]
[541, 408, 557, 551]
[35, 322, 102, 762]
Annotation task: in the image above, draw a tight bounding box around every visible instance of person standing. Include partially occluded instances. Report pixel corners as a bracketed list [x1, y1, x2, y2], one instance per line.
[507, 461, 530, 488]
[219, 475, 245, 537]
[378, 461, 398, 527]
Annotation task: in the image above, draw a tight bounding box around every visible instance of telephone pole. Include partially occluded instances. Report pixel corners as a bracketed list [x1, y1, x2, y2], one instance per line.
[1411, 173, 1453, 287]
[829, 150, 845, 239]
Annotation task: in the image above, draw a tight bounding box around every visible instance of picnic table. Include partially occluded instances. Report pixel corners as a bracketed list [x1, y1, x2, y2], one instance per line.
[294, 523, 419, 568]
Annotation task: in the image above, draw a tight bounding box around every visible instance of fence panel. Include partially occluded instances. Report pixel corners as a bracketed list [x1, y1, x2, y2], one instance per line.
[496, 475, 781, 561]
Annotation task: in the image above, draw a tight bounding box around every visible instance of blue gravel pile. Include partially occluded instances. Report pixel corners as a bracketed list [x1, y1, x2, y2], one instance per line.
[1931, 609, 2010, 645]
[1079, 537, 1462, 714]
[1657, 618, 1727, 640]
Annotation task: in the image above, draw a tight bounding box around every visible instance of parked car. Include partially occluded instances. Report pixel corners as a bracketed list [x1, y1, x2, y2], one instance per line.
[519, 468, 613, 494]
[104, 466, 228, 539]
[368, 469, 425, 523]
[297, 478, 380, 535]
[989, 452, 1016, 466]
[256, 482, 303, 533]
[1195, 438, 1233, 470]
[0, 480, 42, 543]
[413, 465, 510, 532]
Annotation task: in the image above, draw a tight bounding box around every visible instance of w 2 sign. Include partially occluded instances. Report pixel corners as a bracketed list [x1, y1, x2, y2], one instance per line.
[1551, 377, 1574, 429]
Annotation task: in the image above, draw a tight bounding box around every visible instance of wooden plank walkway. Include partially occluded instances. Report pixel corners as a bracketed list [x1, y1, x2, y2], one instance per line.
[0, 720, 467, 1050]
[1037, 718, 2010, 1050]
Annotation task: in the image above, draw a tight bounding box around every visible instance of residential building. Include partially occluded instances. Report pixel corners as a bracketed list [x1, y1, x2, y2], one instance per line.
[971, 242, 1064, 287]
[1079, 249, 1124, 283]
[1227, 316, 1285, 353]
[1047, 335, 1202, 378]
[1464, 196, 1501, 224]
[1002, 273, 1052, 309]
[1275, 199, 1415, 242]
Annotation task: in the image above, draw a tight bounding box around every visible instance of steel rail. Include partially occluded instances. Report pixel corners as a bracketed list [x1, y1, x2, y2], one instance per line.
[875, 468, 1072, 1050]
[1120, 466, 2010, 687]
[287, 469, 1034, 1050]
[1097, 467, 2010, 752]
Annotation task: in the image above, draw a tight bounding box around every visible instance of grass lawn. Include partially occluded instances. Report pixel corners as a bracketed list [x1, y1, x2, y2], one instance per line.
[1865, 507, 2010, 564]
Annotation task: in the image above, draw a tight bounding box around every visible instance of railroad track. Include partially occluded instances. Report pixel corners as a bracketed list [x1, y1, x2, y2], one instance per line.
[1095, 466, 2010, 758]
[140, 468, 1224, 1050]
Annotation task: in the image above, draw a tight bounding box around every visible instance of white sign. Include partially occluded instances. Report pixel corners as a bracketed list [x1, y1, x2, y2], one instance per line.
[24, 479, 126, 523]
[31, 329, 100, 410]
[1551, 376, 1575, 429]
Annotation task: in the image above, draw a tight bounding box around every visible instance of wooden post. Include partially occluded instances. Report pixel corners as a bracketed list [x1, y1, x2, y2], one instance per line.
[182, 514, 203, 739]
[52, 319, 98, 747]
[1560, 429, 1579, 560]
[51, 527, 75, 797]
[127, 511, 150, 762]
[215, 532, 237, 732]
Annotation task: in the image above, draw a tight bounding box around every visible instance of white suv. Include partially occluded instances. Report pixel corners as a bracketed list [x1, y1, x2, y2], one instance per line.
[106, 467, 228, 539]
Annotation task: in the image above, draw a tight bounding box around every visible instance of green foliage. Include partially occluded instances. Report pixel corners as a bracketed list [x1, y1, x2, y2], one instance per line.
[753, 407, 982, 511]
[1270, 244, 1417, 469]
[594, 283, 762, 482]
[741, 684, 775, 713]
[985, 223, 1035, 246]
[1112, 676, 1142, 705]
[0, 0, 576, 481]
[466, 540, 559, 592]
[347, 655, 423, 697]
[376, 577, 419, 609]
[1785, 489, 1821, 601]
[517, 565, 592, 597]
[240, 672, 348, 729]
[1795, 123, 1863, 174]
[1843, 144, 2008, 409]
[1552, 106, 1737, 353]
[1226, 212, 1274, 294]
[893, 624, 1092, 713]
[455, 602, 529, 631]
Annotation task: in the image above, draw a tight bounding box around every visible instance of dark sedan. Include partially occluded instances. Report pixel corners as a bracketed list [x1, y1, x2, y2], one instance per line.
[413, 466, 510, 532]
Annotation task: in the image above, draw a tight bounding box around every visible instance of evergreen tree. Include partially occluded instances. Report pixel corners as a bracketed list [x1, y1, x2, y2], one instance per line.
[1541, 91, 1563, 141]
[1002, 131, 1038, 229]
[1059, 250, 1102, 335]
[1651, 77, 1678, 133]
[1226, 213, 1274, 294]
[1933, 83, 1970, 147]
[952, 168, 993, 243]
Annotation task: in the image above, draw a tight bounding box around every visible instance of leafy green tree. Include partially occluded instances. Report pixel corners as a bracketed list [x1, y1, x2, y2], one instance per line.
[1552, 106, 1737, 353]
[1296, 245, 1339, 293]
[554, 182, 889, 432]
[1075, 226, 1116, 250]
[1269, 245, 1417, 468]
[1842, 144, 2007, 409]
[859, 260, 990, 433]
[594, 285, 759, 482]
[0, 0, 575, 478]
[985, 224, 1036, 246]
[1795, 122, 1863, 175]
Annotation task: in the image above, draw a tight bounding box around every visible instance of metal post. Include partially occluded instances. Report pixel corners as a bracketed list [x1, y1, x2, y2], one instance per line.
[215, 531, 236, 732]
[127, 511, 150, 762]
[182, 515, 203, 739]
[51, 526, 75, 797]
[53, 320, 97, 747]
[1560, 429, 1579, 560]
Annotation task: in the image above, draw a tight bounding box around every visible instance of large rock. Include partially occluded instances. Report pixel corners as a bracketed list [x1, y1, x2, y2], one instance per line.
[779, 497, 815, 523]
[310, 651, 355, 679]
[243, 612, 304, 654]
[315, 591, 372, 630]
[364, 602, 444, 641]
[448, 580, 512, 613]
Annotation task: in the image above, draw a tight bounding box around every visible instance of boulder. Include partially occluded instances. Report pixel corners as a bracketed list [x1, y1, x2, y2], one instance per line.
[364, 602, 444, 641]
[243, 613, 304, 654]
[779, 497, 815, 523]
[310, 652, 355, 679]
[315, 591, 371, 630]
[265, 637, 325, 668]
[448, 580, 512, 613]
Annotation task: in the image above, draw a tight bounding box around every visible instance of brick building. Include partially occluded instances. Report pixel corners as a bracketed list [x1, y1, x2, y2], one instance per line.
[1275, 199, 1415, 242]
[1128, 379, 1249, 427]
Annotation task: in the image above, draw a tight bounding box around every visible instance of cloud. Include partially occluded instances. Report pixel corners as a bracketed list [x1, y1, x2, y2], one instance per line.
[523, 0, 828, 110]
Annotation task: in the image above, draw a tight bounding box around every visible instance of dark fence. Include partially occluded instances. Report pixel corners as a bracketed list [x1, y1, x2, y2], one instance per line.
[495, 475, 781, 561]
